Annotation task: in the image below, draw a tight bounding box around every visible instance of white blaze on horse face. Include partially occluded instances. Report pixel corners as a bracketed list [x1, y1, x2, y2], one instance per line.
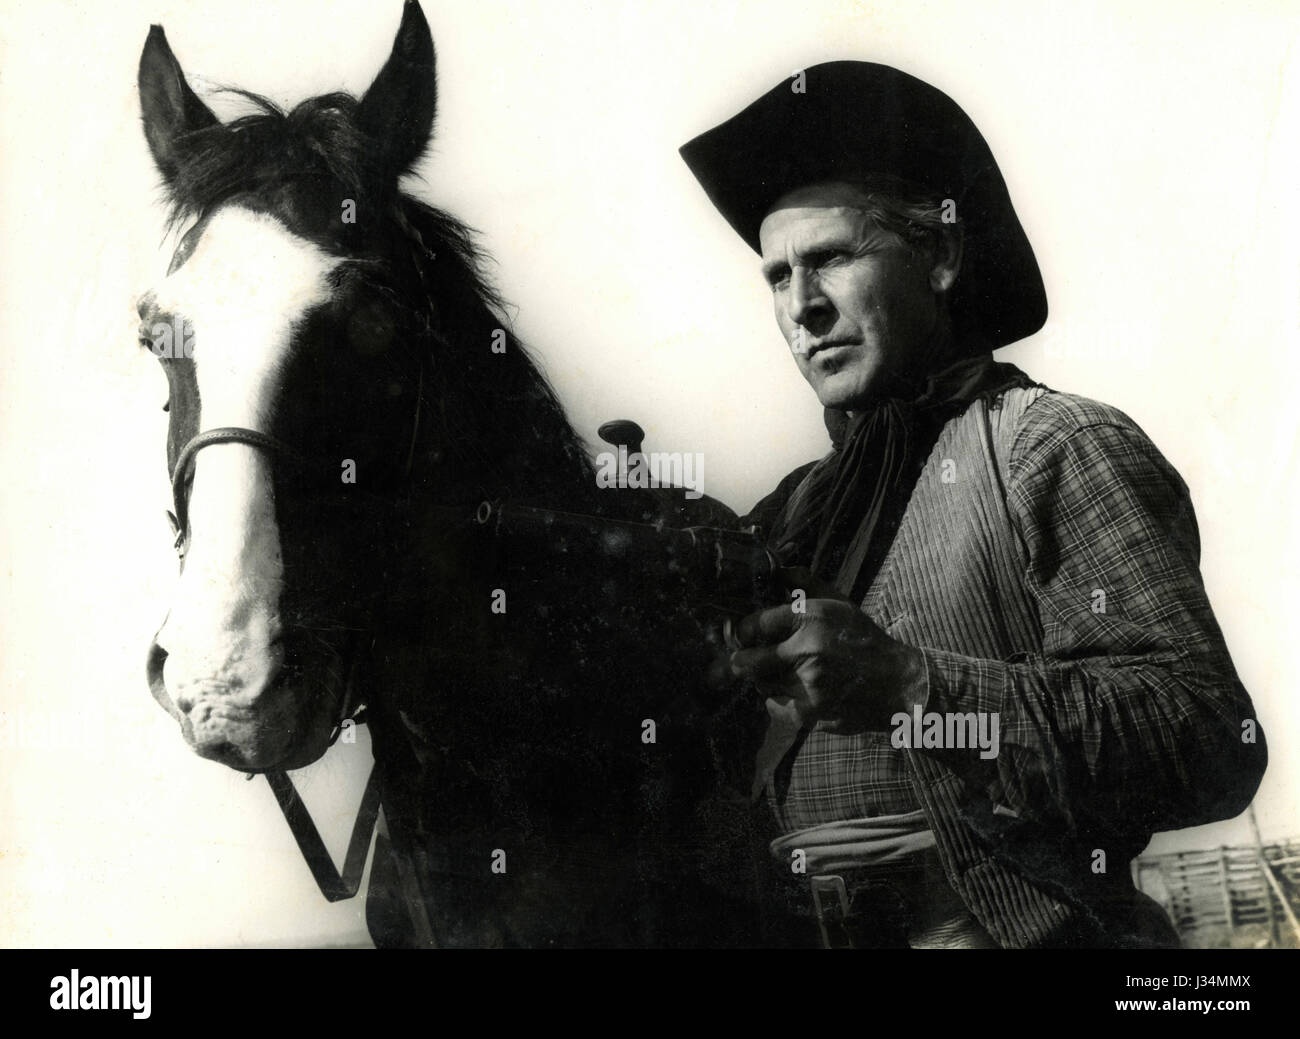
[156, 205, 341, 427]
[153, 206, 340, 750]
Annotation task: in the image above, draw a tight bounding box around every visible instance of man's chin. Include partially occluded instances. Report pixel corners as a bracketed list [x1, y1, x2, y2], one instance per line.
[814, 372, 877, 412]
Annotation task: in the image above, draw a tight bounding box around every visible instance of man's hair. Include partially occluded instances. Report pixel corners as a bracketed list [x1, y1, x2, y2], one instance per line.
[844, 174, 960, 262]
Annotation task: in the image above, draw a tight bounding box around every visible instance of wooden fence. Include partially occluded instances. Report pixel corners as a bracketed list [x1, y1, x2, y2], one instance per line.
[1134, 838, 1300, 948]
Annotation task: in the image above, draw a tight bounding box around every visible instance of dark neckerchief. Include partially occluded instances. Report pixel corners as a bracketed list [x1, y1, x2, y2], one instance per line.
[768, 353, 1038, 603]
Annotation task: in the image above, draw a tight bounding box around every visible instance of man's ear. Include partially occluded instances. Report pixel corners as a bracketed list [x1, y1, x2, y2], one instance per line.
[357, 1, 437, 178]
[928, 228, 964, 295]
[138, 25, 219, 186]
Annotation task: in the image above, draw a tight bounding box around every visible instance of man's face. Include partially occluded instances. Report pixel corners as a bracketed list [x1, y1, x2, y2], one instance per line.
[759, 182, 950, 410]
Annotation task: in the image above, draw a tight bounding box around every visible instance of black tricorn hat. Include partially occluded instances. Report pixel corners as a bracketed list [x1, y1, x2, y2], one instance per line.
[679, 61, 1047, 350]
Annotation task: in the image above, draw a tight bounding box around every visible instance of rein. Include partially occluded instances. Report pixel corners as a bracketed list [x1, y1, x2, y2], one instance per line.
[163, 422, 403, 903]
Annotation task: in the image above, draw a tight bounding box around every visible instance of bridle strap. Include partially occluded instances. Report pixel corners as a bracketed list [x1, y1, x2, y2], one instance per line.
[166, 423, 384, 904]
[266, 765, 382, 902]
[169, 426, 311, 546]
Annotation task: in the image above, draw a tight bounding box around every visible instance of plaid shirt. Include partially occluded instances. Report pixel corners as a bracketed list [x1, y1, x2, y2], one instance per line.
[747, 384, 1266, 946]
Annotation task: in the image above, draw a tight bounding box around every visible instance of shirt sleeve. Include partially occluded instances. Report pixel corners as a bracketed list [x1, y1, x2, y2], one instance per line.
[916, 394, 1266, 836]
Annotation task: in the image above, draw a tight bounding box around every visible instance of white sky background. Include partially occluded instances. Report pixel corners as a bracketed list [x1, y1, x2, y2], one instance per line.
[0, 0, 1297, 947]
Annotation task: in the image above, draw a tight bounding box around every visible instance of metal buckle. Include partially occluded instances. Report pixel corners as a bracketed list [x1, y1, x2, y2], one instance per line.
[811, 874, 854, 949]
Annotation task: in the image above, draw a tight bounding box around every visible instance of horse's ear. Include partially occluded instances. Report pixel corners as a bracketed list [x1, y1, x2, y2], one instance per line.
[357, 1, 437, 177]
[138, 25, 218, 185]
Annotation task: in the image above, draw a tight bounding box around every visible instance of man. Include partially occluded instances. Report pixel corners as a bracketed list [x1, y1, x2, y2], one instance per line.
[680, 62, 1267, 948]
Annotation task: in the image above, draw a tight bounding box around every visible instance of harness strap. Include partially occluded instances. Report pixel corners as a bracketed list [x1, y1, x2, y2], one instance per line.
[266, 765, 383, 902]
[169, 426, 310, 540]
[162, 425, 407, 907]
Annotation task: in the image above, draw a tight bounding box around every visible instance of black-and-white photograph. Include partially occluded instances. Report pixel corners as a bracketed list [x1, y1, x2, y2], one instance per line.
[1, 0, 1297, 982]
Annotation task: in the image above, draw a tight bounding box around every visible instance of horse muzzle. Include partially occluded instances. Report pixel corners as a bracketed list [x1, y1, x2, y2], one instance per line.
[146, 626, 333, 771]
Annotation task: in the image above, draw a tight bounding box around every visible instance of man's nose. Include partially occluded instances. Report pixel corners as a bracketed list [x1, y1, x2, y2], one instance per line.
[787, 267, 826, 326]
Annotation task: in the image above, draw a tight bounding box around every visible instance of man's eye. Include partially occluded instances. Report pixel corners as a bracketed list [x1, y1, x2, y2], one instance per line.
[811, 251, 849, 270]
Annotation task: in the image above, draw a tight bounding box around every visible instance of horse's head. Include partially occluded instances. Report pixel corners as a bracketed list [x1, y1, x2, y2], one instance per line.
[137, 2, 448, 771]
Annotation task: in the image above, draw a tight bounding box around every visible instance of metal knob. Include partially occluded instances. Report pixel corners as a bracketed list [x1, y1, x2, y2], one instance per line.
[597, 419, 645, 456]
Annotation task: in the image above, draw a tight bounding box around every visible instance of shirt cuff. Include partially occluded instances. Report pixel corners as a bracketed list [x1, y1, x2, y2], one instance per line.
[916, 646, 1010, 719]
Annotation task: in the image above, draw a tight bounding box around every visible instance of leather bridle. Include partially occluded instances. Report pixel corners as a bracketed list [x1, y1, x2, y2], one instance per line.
[159, 408, 423, 903]
[167, 427, 309, 558]
[165, 424, 373, 742]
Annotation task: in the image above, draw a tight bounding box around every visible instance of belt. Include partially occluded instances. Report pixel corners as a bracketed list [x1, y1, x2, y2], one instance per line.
[804, 861, 999, 949]
[809, 872, 906, 949]
[763, 811, 997, 949]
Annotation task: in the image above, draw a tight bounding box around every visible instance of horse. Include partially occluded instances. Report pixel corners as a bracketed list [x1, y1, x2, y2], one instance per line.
[136, 0, 766, 947]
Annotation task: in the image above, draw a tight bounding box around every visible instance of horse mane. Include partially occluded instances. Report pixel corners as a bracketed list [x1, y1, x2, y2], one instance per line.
[161, 88, 597, 503]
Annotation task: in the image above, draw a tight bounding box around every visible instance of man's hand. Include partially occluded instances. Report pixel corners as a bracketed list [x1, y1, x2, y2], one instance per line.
[727, 568, 928, 734]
